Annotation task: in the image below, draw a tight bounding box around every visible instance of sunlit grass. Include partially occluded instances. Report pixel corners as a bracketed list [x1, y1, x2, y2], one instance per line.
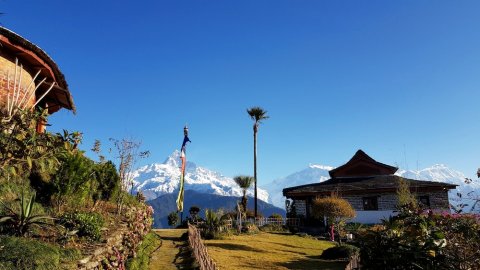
[204, 232, 347, 270]
[149, 229, 197, 270]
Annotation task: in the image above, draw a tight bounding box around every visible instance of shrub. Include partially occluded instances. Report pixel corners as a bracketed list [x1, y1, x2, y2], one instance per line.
[358, 211, 480, 269]
[93, 161, 120, 201]
[320, 244, 359, 260]
[269, 213, 283, 220]
[58, 211, 104, 241]
[188, 206, 202, 224]
[125, 232, 161, 270]
[259, 224, 287, 232]
[51, 151, 95, 209]
[312, 195, 356, 242]
[168, 211, 179, 228]
[0, 236, 80, 270]
[241, 222, 259, 234]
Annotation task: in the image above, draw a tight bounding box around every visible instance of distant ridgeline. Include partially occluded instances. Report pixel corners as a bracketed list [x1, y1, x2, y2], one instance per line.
[147, 190, 285, 228]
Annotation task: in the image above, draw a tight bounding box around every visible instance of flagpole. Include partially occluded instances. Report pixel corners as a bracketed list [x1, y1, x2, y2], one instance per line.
[176, 125, 191, 225]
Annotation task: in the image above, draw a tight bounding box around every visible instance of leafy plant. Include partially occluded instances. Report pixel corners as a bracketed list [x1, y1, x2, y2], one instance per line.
[201, 209, 221, 239]
[0, 108, 79, 183]
[51, 151, 96, 210]
[233, 175, 254, 214]
[93, 160, 120, 202]
[0, 236, 81, 270]
[0, 192, 54, 236]
[58, 211, 104, 241]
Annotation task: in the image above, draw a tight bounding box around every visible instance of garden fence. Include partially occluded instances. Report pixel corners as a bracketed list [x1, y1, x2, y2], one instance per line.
[188, 224, 218, 270]
[245, 217, 302, 227]
[345, 254, 361, 270]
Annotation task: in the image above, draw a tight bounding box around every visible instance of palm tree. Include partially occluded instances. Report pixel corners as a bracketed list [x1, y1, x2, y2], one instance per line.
[234, 175, 254, 213]
[247, 106, 269, 217]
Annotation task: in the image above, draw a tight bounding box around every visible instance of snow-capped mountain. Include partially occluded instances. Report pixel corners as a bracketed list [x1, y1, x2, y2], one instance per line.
[132, 150, 269, 202]
[264, 163, 479, 211]
[264, 164, 333, 208]
[397, 164, 480, 211]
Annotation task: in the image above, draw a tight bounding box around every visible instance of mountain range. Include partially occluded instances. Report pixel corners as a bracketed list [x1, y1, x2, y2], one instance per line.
[133, 151, 480, 226]
[132, 150, 269, 202]
[263, 163, 480, 210]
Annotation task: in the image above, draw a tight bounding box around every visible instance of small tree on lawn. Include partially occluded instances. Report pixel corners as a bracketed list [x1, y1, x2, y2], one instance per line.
[312, 195, 356, 242]
[233, 175, 254, 214]
[168, 211, 179, 228]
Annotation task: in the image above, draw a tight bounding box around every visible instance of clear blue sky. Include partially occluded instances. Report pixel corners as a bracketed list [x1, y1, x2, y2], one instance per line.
[2, 1, 479, 183]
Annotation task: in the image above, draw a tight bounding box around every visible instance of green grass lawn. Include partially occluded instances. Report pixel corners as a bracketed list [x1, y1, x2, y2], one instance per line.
[204, 232, 347, 270]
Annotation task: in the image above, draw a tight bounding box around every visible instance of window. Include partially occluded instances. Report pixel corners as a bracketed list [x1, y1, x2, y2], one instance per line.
[418, 195, 430, 207]
[363, 196, 378, 210]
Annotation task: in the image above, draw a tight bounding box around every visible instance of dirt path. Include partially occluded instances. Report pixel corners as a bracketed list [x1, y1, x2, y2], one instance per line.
[148, 229, 197, 270]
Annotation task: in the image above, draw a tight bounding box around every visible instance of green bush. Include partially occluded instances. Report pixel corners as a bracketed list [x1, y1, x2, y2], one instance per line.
[125, 232, 161, 270]
[0, 236, 80, 270]
[52, 151, 95, 206]
[58, 211, 104, 241]
[93, 161, 120, 201]
[259, 224, 287, 232]
[241, 222, 259, 234]
[320, 244, 359, 260]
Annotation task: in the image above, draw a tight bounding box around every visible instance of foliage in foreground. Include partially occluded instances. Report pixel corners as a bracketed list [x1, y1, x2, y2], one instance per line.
[125, 232, 161, 270]
[358, 208, 480, 269]
[58, 211, 105, 241]
[0, 236, 81, 270]
[0, 192, 53, 236]
[320, 244, 359, 260]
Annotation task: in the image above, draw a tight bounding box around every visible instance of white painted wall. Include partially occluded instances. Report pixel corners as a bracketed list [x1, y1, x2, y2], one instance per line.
[350, 210, 396, 224]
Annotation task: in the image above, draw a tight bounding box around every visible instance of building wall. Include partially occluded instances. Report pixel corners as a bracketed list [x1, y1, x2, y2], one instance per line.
[292, 190, 450, 224]
[293, 199, 307, 217]
[343, 190, 450, 211]
[0, 52, 36, 111]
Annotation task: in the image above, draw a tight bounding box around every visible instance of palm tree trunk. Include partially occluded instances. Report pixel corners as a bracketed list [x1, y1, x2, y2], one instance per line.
[253, 124, 258, 218]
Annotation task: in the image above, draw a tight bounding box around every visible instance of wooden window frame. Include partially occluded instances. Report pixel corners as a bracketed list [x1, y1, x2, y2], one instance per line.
[363, 196, 378, 210]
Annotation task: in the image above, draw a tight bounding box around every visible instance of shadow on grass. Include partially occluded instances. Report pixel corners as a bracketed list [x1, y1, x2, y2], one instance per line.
[173, 232, 199, 270]
[207, 243, 265, 253]
[276, 255, 347, 270]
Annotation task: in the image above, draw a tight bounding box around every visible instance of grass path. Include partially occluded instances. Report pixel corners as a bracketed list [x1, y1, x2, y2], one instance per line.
[148, 229, 197, 270]
[205, 232, 348, 270]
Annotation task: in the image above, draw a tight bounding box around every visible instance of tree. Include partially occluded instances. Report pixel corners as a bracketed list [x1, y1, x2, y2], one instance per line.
[233, 175, 254, 214]
[247, 106, 269, 217]
[168, 212, 179, 228]
[109, 138, 149, 214]
[188, 206, 201, 223]
[312, 195, 356, 242]
[396, 178, 418, 211]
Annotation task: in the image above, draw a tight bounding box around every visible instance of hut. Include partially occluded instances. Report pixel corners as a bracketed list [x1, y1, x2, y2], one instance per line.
[283, 150, 457, 225]
[0, 26, 75, 131]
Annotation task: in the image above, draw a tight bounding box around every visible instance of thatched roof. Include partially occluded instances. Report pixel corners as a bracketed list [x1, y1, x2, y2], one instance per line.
[0, 27, 75, 114]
